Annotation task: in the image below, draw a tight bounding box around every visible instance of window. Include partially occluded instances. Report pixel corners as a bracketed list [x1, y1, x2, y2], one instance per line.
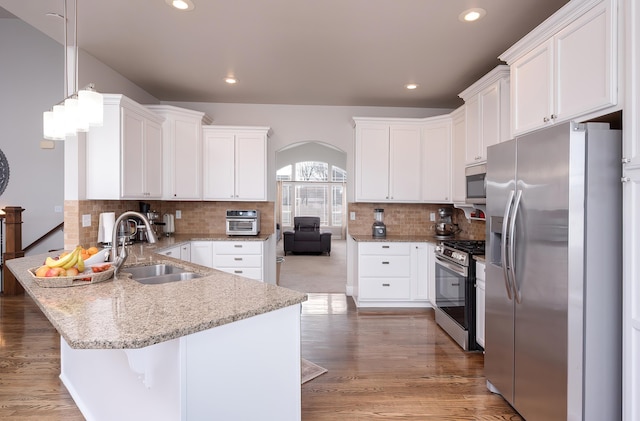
[278, 161, 346, 228]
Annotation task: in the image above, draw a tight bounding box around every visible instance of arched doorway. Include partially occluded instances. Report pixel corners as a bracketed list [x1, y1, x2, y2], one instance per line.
[274, 141, 347, 294]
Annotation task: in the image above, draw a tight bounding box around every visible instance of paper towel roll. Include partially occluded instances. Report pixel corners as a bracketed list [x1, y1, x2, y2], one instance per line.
[163, 213, 175, 234]
[98, 212, 115, 243]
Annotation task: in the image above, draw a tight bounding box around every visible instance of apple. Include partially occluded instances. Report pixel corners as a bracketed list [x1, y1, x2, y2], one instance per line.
[45, 267, 66, 277]
[66, 267, 79, 277]
[35, 265, 49, 277]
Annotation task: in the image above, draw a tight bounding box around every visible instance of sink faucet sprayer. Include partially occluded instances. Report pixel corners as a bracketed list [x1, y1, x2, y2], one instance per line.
[110, 211, 157, 276]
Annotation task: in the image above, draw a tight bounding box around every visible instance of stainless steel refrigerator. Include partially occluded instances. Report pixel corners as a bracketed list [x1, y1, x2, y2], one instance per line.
[485, 121, 622, 420]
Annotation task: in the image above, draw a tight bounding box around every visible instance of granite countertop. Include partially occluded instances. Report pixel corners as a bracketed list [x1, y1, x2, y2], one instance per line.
[153, 232, 271, 248]
[350, 234, 480, 244]
[7, 238, 305, 351]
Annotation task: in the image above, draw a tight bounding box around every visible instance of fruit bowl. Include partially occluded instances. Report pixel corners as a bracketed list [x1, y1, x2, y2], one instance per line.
[28, 264, 115, 288]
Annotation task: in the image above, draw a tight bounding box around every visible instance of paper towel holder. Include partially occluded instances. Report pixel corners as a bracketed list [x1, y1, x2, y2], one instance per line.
[163, 213, 175, 237]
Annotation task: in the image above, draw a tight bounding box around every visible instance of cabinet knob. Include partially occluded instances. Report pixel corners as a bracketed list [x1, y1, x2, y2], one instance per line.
[622, 158, 631, 164]
[621, 177, 631, 183]
[543, 116, 550, 123]
[550, 114, 557, 120]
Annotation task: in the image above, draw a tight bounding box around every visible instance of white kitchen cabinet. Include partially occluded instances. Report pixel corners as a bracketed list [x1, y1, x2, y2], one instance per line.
[190, 241, 214, 268]
[421, 116, 452, 202]
[202, 126, 270, 201]
[213, 241, 264, 281]
[354, 118, 422, 202]
[146, 105, 212, 200]
[86, 94, 164, 200]
[355, 241, 432, 307]
[427, 243, 436, 307]
[459, 66, 510, 165]
[450, 106, 467, 203]
[157, 243, 191, 261]
[507, 0, 617, 136]
[475, 260, 486, 349]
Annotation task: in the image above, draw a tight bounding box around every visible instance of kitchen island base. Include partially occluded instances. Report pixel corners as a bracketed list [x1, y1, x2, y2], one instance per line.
[60, 304, 301, 421]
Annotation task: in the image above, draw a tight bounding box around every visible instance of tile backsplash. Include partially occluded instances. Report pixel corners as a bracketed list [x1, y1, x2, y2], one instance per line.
[67, 200, 275, 248]
[347, 202, 486, 239]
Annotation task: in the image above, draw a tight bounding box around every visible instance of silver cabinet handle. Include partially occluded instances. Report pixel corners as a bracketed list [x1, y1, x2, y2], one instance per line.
[622, 177, 631, 183]
[234, 257, 243, 261]
[381, 261, 390, 265]
[622, 158, 631, 164]
[382, 283, 390, 287]
[234, 244, 243, 248]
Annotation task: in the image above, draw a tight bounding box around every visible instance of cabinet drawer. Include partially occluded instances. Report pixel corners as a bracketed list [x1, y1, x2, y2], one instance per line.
[217, 267, 262, 281]
[358, 242, 411, 256]
[214, 254, 262, 268]
[359, 277, 411, 300]
[215, 241, 262, 255]
[359, 255, 411, 277]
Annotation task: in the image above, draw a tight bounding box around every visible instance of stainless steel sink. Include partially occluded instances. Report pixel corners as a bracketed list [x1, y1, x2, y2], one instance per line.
[134, 272, 203, 285]
[122, 264, 203, 284]
[123, 264, 186, 279]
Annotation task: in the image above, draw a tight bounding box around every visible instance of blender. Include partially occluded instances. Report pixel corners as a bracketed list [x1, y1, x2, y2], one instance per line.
[372, 208, 387, 238]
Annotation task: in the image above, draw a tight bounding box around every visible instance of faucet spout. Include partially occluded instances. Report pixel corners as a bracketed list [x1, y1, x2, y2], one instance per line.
[110, 211, 157, 276]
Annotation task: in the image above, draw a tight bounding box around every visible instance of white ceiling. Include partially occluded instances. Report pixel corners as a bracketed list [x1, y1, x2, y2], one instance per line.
[0, 0, 569, 108]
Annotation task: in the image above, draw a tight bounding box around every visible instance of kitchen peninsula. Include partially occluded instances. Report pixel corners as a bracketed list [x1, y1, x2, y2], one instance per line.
[6, 244, 307, 421]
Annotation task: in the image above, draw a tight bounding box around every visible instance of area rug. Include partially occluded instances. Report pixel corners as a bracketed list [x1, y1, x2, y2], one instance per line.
[301, 358, 327, 384]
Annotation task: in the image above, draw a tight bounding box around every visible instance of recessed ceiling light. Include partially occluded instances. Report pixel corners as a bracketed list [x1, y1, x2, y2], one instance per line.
[165, 0, 195, 11]
[405, 84, 419, 90]
[459, 8, 486, 22]
[225, 77, 237, 84]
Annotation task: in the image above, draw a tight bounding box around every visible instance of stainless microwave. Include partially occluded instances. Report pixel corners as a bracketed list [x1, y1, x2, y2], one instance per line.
[465, 164, 486, 204]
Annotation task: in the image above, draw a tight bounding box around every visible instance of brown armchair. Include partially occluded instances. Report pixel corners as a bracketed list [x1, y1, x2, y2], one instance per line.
[283, 217, 332, 256]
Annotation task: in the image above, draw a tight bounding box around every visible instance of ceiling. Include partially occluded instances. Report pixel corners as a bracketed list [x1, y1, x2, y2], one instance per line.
[0, 0, 569, 108]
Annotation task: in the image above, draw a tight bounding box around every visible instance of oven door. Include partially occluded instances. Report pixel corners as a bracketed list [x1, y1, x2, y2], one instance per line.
[226, 218, 257, 235]
[435, 255, 469, 329]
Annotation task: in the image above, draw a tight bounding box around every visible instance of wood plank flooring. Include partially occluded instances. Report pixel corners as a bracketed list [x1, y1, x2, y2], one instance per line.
[0, 293, 522, 420]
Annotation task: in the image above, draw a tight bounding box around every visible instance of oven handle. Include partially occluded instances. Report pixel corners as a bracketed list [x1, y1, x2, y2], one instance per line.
[501, 190, 515, 300]
[435, 255, 468, 277]
[508, 189, 523, 304]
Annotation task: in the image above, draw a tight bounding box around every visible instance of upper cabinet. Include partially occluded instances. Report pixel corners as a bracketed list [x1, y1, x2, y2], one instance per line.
[503, 0, 618, 136]
[459, 65, 510, 165]
[450, 106, 466, 203]
[86, 94, 164, 200]
[202, 126, 270, 201]
[146, 105, 212, 201]
[421, 116, 452, 203]
[354, 118, 422, 202]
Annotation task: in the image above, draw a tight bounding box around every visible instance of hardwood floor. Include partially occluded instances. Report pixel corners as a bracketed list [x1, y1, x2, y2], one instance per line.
[0, 293, 522, 420]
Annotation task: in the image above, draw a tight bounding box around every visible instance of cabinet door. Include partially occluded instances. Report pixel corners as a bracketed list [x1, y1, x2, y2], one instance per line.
[465, 95, 482, 164]
[451, 108, 466, 203]
[173, 118, 202, 199]
[479, 82, 500, 155]
[355, 124, 390, 201]
[144, 119, 163, 198]
[427, 243, 436, 307]
[389, 125, 421, 201]
[475, 262, 486, 348]
[555, 2, 615, 122]
[413, 243, 428, 301]
[121, 108, 146, 198]
[190, 241, 214, 268]
[511, 40, 554, 136]
[422, 120, 452, 202]
[202, 131, 235, 200]
[158, 245, 180, 258]
[180, 243, 191, 261]
[235, 132, 266, 200]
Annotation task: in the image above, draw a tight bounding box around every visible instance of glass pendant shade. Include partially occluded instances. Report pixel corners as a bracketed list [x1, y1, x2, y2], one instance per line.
[78, 88, 104, 127]
[52, 104, 67, 140]
[63, 97, 85, 134]
[43, 110, 64, 140]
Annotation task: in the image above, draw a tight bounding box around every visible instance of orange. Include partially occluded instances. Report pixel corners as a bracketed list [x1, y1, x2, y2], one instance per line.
[87, 246, 99, 255]
[81, 251, 91, 261]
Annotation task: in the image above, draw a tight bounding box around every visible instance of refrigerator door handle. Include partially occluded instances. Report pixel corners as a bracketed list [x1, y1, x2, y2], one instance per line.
[501, 190, 515, 300]
[508, 189, 523, 304]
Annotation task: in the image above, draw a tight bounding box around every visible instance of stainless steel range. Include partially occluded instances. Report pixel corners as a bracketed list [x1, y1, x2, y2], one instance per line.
[434, 239, 485, 351]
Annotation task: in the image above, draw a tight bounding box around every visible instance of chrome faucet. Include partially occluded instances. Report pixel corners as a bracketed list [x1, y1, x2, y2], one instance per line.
[110, 211, 157, 276]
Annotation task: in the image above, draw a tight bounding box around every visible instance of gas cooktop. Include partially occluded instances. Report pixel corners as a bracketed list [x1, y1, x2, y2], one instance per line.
[441, 240, 485, 255]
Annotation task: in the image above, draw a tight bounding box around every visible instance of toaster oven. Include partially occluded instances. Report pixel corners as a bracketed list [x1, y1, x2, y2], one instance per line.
[226, 210, 260, 236]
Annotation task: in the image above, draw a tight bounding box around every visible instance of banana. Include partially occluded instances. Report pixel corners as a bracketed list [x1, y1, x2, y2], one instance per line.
[76, 253, 85, 272]
[62, 248, 80, 270]
[45, 246, 81, 268]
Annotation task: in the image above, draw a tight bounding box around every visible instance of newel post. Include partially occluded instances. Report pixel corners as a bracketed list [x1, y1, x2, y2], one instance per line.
[2, 206, 25, 295]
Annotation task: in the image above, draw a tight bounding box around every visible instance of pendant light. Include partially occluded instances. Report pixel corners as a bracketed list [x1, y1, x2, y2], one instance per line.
[43, 0, 103, 140]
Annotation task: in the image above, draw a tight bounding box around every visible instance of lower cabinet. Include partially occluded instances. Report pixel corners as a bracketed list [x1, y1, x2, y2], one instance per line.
[190, 241, 214, 268]
[213, 241, 264, 281]
[475, 261, 486, 349]
[157, 243, 191, 261]
[355, 241, 432, 308]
